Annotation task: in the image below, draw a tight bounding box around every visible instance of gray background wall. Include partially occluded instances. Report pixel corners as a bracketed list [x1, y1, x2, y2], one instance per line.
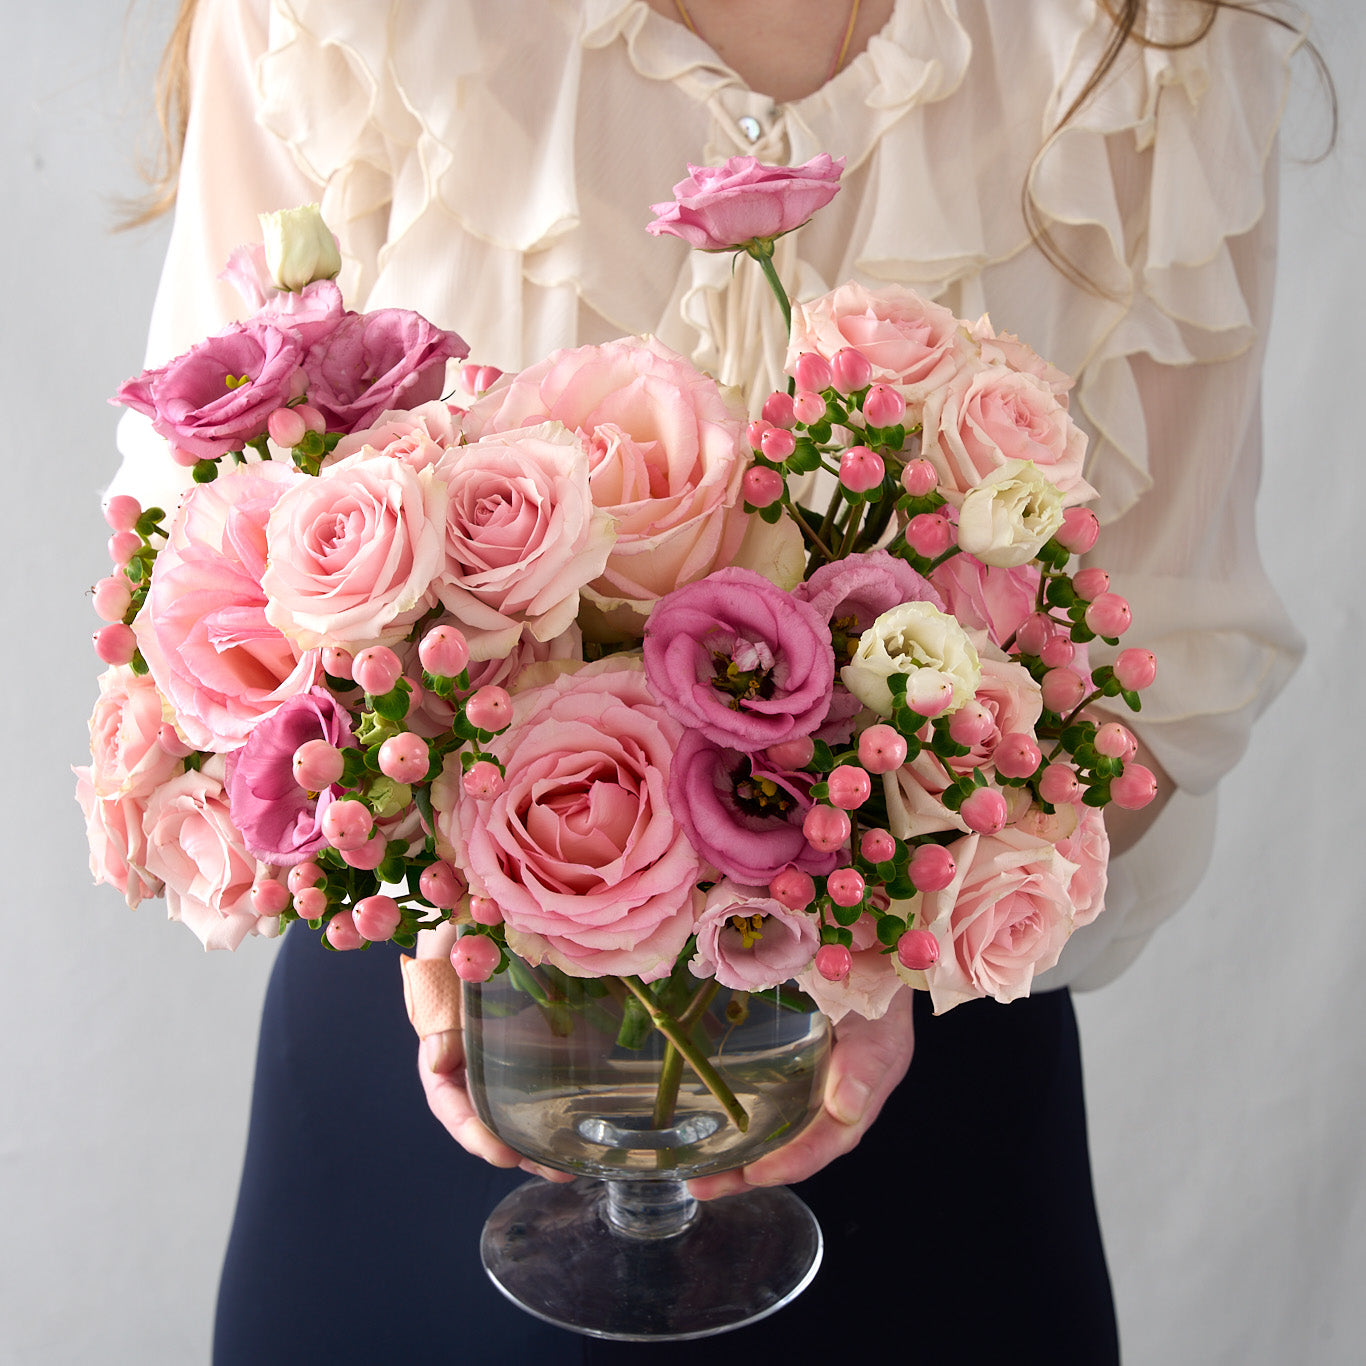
[3, 2, 1362, 1361]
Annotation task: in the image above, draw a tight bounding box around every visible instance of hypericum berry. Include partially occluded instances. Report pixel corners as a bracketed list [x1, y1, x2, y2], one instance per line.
[770, 865, 817, 911]
[948, 701, 995, 748]
[1113, 647, 1157, 691]
[92, 574, 133, 622]
[1055, 506, 1100, 554]
[1094, 722, 1136, 760]
[1039, 635, 1076, 669]
[451, 935, 501, 982]
[293, 885, 328, 919]
[293, 739, 345, 791]
[793, 352, 833, 393]
[250, 879, 290, 916]
[157, 723, 195, 759]
[960, 787, 1008, 835]
[1015, 612, 1055, 657]
[267, 406, 307, 448]
[465, 685, 512, 732]
[826, 764, 873, 811]
[469, 895, 504, 926]
[908, 843, 956, 893]
[107, 530, 142, 567]
[1038, 764, 1082, 806]
[762, 390, 796, 428]
[325, 910, 364, 951]
[839, 445, 885, 493]
[760, 426, 796, 462]
[764, 736, 815, 770]
[860, 827, 897, 864]
[743, 465, 785, 509]
[814, 943, 853, 982]
[803, 804, 852, 853]
[463, 760, 505, 801]
[352, 646, 403, 695]
[322, 646, 354, 681]
[102, 494, 142, 533]
[419, 861, 465, 910]
[418, 625, 470, 679]
[901, 458, 938, 497]
[353, 894, 402, 942]
[858, 724, 907, 774]
[748, 420, 772, 451]
[896, 928, 940, 971]
[904, 512, 952, 558]
[827, 868, 866, 908]
[994, 733, 1043, 780]
[340, 836, 387, 871]
[1111, 763, 1159, 810]
[378, 732, 430, 783]
[294, 403, 326, 434]
[831, 347, 873, 394]
[93, 623, 137, 666]
[862, 384, 906, 427]
[321, 799, 374, 851]
[1072, 567, 1110, 601]
[1041, 668, 1088, 715]
[287, 862, 324, 895]
[1085, 593, 1132, 638]
[460, 363, 503, 396]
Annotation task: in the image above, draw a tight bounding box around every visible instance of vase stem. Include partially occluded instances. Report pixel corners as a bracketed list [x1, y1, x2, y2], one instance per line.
[600, 1178, 699, 1241]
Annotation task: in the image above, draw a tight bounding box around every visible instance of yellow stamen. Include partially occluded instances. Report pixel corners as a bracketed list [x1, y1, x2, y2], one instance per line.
[224, 373, 251, 389]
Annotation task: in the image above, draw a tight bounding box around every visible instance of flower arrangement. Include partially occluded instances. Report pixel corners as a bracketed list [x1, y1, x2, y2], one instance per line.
[79, 167, 1156, 1109]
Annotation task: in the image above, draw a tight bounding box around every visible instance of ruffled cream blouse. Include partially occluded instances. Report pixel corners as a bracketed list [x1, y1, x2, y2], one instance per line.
[114, 0, 1307, 989]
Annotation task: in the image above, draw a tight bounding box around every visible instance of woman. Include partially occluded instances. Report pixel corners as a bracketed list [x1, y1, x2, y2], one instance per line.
[114, 1, 1310, 1359]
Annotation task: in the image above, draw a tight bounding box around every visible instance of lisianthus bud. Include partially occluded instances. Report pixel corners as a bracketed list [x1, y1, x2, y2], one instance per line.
[259, 204, 342, 292]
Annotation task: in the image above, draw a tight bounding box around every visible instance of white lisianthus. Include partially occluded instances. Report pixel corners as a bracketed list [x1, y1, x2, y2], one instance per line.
[260, 204, 342, 292]
[842, 601, 981, 717]
[956, 459, 1066, 568]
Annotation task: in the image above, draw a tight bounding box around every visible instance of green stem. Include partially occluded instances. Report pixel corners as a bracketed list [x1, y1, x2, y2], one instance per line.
[622, 976, 749, 1134]
[786, 499, 837, 564]
[750, 243, 793, 337]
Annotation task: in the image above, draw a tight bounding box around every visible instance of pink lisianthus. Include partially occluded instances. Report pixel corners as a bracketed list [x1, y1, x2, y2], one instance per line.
[646, 154, 844, 252]
[223, 688, 355, 866]
[85, 666, 184, 799]
[256, 278, 346, 349]
[930, 555, 1039, 653]
[300, 307, 468, 433]
[141, 755, 274, 950]
[690, 882, 820, 991]
[786, 282, 968, 400]
[795, 913, 904, 1023]
[912, 827, 1079, 1011]
[430, 422, 616, 661]
[261, 452, 447, 651]
[643, 567, 833, 753]
[115, 319, 303, 461]
[432, 660, 701, 981]
[135, 464, 322, 752]
[465, 336, 754, 625]
[328, 400, 465, 470]
[74, 766, 163, 908]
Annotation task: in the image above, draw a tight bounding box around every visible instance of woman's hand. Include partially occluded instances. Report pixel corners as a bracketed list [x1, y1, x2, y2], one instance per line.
[687, 986, 916, 1201]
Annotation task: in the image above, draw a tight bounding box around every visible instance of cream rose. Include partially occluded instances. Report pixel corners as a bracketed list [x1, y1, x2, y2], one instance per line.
[956, 459, 1067, 568]
[842, 601, 981, 717]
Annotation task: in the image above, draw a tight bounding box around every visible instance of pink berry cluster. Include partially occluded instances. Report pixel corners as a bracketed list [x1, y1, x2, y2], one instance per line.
[90, 495, 167, 671]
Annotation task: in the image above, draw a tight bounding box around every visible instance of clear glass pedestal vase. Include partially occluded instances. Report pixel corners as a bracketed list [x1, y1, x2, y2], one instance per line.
[463, 967, 830, 1340]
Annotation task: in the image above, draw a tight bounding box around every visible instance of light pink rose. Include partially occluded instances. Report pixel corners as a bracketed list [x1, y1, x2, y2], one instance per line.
[969, 316, 1074, 400]
[86, 667, 183, 799]
[921, 366, 1090, 498]
[135, 464, 321, 752]
[141, 756, 271, 950]
[262, 452, 447, 650]
[795, 913, 904, 1023]
[881, 752, 965, 843]
[466, 337, 752, 623]
[943, 654, 1044, 777]
[74, 766, 162, 908]
[1054, 804, 1109, 929]
[930, 555, 1039, 652]
[430, 422, 615, 660]
[690, 882, 820, 991]
[328, 400, 465, 471]
[915, 827, 1079, 1011]
[787, 283, 969, 400]
[432, 660, 701, 981]
[646, 154, 845, 251]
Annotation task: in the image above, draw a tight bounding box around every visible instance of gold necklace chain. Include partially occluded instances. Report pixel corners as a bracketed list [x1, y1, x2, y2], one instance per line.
[670, 0, 863, 83]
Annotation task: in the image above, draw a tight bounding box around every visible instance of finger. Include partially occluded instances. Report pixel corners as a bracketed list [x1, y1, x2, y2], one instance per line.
[518, 1159, 578, 1184]
[423, 1028, 463, 1075]
[687, 1168, 753, 1202]
[419, 1058, 524, 1169]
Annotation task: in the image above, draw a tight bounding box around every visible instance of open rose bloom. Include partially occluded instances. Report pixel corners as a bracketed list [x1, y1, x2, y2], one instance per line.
[81, 188, 1153, 1029]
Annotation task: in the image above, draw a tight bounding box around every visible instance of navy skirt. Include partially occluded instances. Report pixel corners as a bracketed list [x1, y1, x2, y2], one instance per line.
[214, 927, 1118, 1363]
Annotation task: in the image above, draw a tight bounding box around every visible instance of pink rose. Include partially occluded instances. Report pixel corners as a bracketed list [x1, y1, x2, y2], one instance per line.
[430, 422, 615, 661]
[930, 555, 1039, 652]
[646, 154, 845, 251]
[261, 452, 447, 650]
[432, 660, 701, 982]
[969, 316, 1074, 400]
[921, 366, 1090, 499]
[466, 336, 752, 622]
[329, 400, 465, 470]
[690, 882, 820, 992]
[74, 766, 162, 908]
[85, 666, 183, 799]
[915, 827, 1079, 1011]
[1054, 804, 1109, 929]
[135, 464, 321, 752]
[141, 756, 271, 950]
[787, 283, 969, 400]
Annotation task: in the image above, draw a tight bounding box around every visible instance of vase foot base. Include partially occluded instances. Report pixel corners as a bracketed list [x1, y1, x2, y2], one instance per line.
[481, 1176, 823, 1341]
